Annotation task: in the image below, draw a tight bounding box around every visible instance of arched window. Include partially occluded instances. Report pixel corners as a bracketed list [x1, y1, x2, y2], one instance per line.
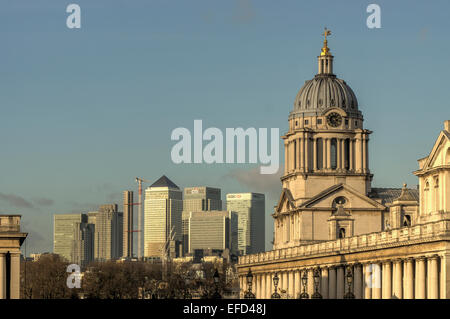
[339, 228, 346, 238]
[333, 196, 347, 207]
[344, 138, 350, 170]
[331, 138, 337, 169]
[316, 138, 323, 170]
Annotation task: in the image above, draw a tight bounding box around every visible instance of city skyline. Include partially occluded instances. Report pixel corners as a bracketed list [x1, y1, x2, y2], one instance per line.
[1, 0, 449, 255]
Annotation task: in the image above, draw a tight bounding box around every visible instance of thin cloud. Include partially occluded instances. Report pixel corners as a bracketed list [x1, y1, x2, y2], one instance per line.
[225, 166, 282, 200]
[33, 198, 54, 207]
[0, 192, 34, 208]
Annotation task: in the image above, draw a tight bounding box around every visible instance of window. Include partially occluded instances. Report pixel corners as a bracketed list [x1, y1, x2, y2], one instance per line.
[345, 119, 349, 126]
[295, 121, 298, 126]
[339, 228, 346, 238]
[331, 138, 337, 169]
[344, 138, 350, 170]
[317, 119, 322, 124]
[334, 196, 347, 205]
[403, 215, 411, 227]
[355, 121, 358, 127]
[434, 177, 439, 188]
[304, 119, 309, 125]
[316, 138, 323, 170]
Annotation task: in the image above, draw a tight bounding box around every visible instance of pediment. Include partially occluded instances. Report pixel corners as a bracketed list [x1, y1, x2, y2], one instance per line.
[299, 183, 386, 210]
[275, 188, 296, 213]
[423, 131, 450, 169]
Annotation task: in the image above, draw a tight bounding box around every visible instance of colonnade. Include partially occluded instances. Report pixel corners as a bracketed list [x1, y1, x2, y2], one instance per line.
[284, 133, 369, 174]
[239, 254, 442, 299]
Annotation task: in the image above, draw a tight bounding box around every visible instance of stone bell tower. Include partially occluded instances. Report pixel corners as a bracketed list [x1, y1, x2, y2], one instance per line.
[282, 28, 373, 207]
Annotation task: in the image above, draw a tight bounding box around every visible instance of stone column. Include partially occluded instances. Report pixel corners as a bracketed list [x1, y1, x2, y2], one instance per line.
[404, 258, 414, 299]
[10, 253, 20, 299]
[298, 138, 302, 170]
[429, 255, 439, 299]
[336, 265, 345, 299]
[328, 266, 337, 299]
[348, 139, 354, 171]
[282, 271, 288, 297]
[321, 267, 329, 299]
[313, 138, 318, 171]
[372, 263, 382, 299]
[382, 261, 392, 299]
[288, 270, 294, 299]
[298, 138, 305, 170]
[290, 141, 295, 172]
[322, 138, 327, 171]
[255, 274, 260, 299]
[294, 270, 300, 299]
[261, 274, 265, 299]
[415, 257, 426, 299]
[393, 259, 403, 299]
[304, 135, 309, 172]
[0, 253, 4, 299]
[362, 136, 367, 173]
[307, 268, 314, 296]
[355, 137, 362, 172]
[284, 141, 289, 174]
[363, 263, 372, 299]
[354, 263, 363, 299]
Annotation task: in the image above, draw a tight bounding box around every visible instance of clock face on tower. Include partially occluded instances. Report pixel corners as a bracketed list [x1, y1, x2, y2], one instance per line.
[326, 112, 342, 127]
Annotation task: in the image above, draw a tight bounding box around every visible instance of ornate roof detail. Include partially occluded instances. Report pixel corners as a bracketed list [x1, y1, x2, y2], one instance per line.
[395, 183, 418, 202]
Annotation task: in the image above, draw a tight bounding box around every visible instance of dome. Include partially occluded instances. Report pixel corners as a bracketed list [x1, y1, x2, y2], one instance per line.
[292, 74, 359, 116]
[290, 31, 362, 119]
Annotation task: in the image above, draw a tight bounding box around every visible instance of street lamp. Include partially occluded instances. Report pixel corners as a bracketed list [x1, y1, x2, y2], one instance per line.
[244, 269, 256, 299]
[212, 269, 222, 299]
[299, 270, 309, 299]
[311, 268, 322, 299]
[271, 273, 281, 299]
[344, 266, 355, 299]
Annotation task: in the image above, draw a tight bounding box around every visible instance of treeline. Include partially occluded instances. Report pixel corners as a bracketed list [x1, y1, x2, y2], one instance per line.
[20, 254, 237, 299]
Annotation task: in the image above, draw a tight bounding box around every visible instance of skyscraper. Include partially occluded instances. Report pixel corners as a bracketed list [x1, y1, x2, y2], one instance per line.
[54, 213, 87, 262]
[181, 186, 222, 255]
[123, 190, 134, 258]
[226, 193, 265, 255]
[72, 222, 95, 267]
[183, 187, 222, 211]
[144, 175, 182, 259]
[94, 204, 123, 261]
[54, 213, 95, 266]
[186, 210, 237, 255]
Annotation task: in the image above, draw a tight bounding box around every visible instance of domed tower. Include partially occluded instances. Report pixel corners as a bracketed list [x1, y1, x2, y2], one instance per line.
[282, 29, 373, 206]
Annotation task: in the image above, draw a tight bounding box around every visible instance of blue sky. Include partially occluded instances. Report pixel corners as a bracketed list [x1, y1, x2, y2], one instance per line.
[1, 0, 449, 254]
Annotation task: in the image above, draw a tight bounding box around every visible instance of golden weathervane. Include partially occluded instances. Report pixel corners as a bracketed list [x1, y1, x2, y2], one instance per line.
[321, 27, 331, 56]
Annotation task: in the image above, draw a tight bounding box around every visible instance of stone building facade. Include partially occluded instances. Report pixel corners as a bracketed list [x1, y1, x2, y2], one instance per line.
[237, 31, 450, 299]
[0, 215, 27, 299]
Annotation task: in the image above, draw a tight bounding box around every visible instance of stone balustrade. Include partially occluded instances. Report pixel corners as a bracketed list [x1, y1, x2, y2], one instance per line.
[239, 219, 450, 266]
